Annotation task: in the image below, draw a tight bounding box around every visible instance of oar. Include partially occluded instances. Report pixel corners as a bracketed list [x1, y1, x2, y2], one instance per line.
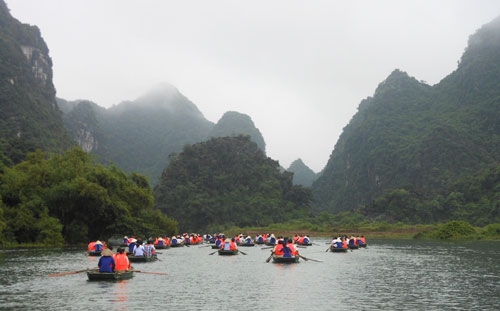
[299, 255, 322, 263]
[239, 250, 247, 255]
[134, 270, 168, 275]
[48, 269, 88, 277]
[265, 252, 274, 263]
[261, 246, 274, 250]
[209, 250, 218, 255]
[325, 247, 330, 252]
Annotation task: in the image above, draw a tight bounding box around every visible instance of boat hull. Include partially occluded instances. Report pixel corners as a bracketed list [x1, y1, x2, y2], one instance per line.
[87, 270, 134, 281]
[272, 255, 299, 263]
[330, 246, 349, 253]
[218, 249, 239, 256]
[127, 255, 158, 262]
[88, 251, 101, 256]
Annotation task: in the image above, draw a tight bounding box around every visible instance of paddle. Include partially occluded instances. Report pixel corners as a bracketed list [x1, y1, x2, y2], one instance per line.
[299, 255, 322, 263]
[209, 250, 218, 255]
[48, 269, 88, 277]
[265, 252, 274, 263]
[325, 247, 330, 252]
[239, 250, 247, 255]
[261, 246, 274, 250]
[134, 270, 168, 275]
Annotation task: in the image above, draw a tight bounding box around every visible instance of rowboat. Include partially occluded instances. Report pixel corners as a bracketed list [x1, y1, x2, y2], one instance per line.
[127, 255, 158, 263]
[88, 251, 102, 256]
[87, 269, 134, 281]
[348, 245, 359, 250]
[218, 249, 239, 256]
[154, 244, 170, 249]
[237, 242, 255, 247]
[358, 243, 367, 248]
[272, 255, 299, 263]
[211, 245, 220, 249]
[330, 246, 349, 253]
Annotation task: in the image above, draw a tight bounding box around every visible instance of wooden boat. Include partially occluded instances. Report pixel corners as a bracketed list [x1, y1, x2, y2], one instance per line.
[272, 255, 299, 263]
[211, 245, 220, 249]
[154, 244, 170, 249]
[358, 243, 367, 248]
[88, 251, 102, 256]
[237, 242, 255, 247]
[87, 269, 134, 281]
[218, 249, 239, 256]
[348, 245, 359, 250]
[330, 246, 349, 253]
[127, 255, 158, 263]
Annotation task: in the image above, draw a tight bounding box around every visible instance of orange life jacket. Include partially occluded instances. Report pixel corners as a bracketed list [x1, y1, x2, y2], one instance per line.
[113, 253, 130, 271]
[88, 242, 96, 251]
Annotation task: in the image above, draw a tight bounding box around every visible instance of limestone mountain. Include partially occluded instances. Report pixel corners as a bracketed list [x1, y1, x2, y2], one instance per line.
[0, 0, 73, 165]
[209, 111, 266, 152]
[60, 84, 268, 185]
[312, 16, 500, 221]
[287, 159, 318, 187]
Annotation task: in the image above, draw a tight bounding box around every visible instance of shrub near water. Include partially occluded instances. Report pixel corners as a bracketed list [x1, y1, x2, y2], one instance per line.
[431, 221, 476, 240]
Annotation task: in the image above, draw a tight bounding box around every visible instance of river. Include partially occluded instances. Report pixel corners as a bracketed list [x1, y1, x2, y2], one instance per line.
[0, 238, 499, 310]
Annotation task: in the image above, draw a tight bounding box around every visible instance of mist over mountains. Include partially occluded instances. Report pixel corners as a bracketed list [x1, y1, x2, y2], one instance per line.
[1, 0, 500, 226]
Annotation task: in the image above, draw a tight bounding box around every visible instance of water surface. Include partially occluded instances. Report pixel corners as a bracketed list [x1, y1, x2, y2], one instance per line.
[1, 239, 499, 310]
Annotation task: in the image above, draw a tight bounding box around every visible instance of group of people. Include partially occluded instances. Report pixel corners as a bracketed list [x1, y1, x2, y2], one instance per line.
[97, 247, 132, 273]
[123, 238, 157, 257]
[330, 235, 367, 249]
[270, 237, 301, 258]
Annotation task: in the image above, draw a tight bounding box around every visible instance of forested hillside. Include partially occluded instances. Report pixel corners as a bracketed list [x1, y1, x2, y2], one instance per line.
[154, 136, 313, 232]
[0, 1, 73, 165]
[313, 16, 500, 225]
[288, 159, 318, 187]
[60, 85, 271, 185]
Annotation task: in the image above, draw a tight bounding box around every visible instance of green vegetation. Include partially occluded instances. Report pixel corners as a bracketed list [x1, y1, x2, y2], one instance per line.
[313, 17, 500, 224]
[0, 148, 177, 247]
[154, 136, 313, 233]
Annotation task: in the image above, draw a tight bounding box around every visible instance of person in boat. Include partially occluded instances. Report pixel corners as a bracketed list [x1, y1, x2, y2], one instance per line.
[244, 235, 253, 245]
[267, 234, 277, 245]
[133, 240, 145, 256]
[221, 238, 238, 251]
[348, 236, 357, 248]
[122, 236, 129, 246]
[293, 234, 300, 244]
[287, 238, 299, 256]
[98, 248, 116, 273]
[144, 239, 156, 257]
[359, 235, 367, 246]
[171, 236, 179, 246]
[302, 235, 311, 245]
[87, 241, 96, 252]
[113, 247, 131, 271]
[94, 240, 103, 252]
[128, 239, 137, 253]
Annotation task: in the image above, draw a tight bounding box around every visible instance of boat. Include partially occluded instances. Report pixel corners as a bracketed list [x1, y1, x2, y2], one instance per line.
[358, 243, 367, 248]
[127, 255, 158, 263]
[87, 269, 134, 281]
[211, 245, 220, 249]
[237, 242, 255, 247]
[88, 251, 102, 256]
[348, 245, 359, 250]
[154, 244, 170, 249]
[218, 249, 239, 256]
[272, 255, 299, 263]
[330, 246, 349, 253]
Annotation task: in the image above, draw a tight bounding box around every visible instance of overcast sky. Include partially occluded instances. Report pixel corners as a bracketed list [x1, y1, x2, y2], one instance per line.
[6, 1, 500, 172]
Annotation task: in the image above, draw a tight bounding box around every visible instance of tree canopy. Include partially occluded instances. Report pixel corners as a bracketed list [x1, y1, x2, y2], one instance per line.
[154, 136, 312, 233]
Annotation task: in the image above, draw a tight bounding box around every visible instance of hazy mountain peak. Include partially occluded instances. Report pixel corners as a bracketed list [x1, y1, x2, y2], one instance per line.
[288, 158, 318, 187]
